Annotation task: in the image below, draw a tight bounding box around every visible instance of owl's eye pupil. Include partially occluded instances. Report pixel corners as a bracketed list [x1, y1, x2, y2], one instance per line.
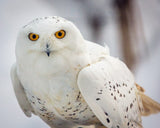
[32, 34, 36, 39]
[58, 32, 62, 36]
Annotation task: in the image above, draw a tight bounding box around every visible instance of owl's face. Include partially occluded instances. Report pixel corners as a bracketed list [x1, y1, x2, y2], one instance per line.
[16, 16, 84, 58]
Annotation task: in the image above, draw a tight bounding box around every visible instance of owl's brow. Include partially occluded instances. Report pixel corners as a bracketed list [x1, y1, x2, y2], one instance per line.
[23, 16, 66, 28]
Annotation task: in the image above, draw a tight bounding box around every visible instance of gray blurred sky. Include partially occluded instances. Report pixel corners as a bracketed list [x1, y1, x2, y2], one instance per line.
[0, 0, 159, 128]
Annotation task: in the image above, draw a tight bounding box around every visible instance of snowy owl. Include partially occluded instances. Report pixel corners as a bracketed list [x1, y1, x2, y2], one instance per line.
[11, 16, 160, 128]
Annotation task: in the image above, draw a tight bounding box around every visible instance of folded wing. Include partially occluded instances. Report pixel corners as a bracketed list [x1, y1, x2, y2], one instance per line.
[77, 56, 142, 128]
[10, 64, 34, 117]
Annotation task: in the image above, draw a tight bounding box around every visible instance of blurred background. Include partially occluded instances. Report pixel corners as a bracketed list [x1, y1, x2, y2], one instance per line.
[0, 0, 160, 127]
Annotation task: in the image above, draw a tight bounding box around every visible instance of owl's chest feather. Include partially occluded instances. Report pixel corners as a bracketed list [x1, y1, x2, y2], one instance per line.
[25, 84, 97, 124]
[17, 53, 98, 124]
[23, 70, 97, 124]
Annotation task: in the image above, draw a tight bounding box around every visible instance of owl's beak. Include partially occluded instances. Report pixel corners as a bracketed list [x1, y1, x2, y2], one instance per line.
[45, 50, 51, 57]
[45, 43, 51, 57]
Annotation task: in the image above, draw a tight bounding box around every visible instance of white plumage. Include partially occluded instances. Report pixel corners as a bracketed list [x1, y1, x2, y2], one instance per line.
[78, 56, 142, 128]
[11, 16, 160, 128]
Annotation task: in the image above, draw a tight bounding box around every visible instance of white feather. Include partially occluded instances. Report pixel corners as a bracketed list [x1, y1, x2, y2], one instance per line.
[10, 64, 34, 117]
[77, 56, 142, 128]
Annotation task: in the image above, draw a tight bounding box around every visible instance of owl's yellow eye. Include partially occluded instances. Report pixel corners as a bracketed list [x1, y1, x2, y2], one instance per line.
[28, 33, 39, 41]
[55, 30, 66, 39]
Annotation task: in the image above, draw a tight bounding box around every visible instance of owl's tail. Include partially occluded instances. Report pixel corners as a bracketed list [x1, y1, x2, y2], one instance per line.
[136, 84, 160, 116]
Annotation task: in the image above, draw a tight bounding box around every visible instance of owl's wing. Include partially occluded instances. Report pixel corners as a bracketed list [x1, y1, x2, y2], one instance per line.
[136, 84, 160, 116]
[10, 64, 34, 117]
[77, 56, 142, 128]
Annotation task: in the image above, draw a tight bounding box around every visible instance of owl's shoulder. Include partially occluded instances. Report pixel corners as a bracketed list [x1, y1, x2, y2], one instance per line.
[84, 40, 109, 62]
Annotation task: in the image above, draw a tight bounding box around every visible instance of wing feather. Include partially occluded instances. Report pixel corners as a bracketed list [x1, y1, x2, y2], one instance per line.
[77, 56, 142, 128]
[10, 63, 34, 117]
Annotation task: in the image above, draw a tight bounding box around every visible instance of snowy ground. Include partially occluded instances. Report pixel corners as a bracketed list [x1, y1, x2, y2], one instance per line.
[0, 0, 159, 128]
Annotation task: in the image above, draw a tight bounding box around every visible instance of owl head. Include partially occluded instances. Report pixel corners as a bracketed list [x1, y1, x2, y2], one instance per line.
[16, 16, 84, 59]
